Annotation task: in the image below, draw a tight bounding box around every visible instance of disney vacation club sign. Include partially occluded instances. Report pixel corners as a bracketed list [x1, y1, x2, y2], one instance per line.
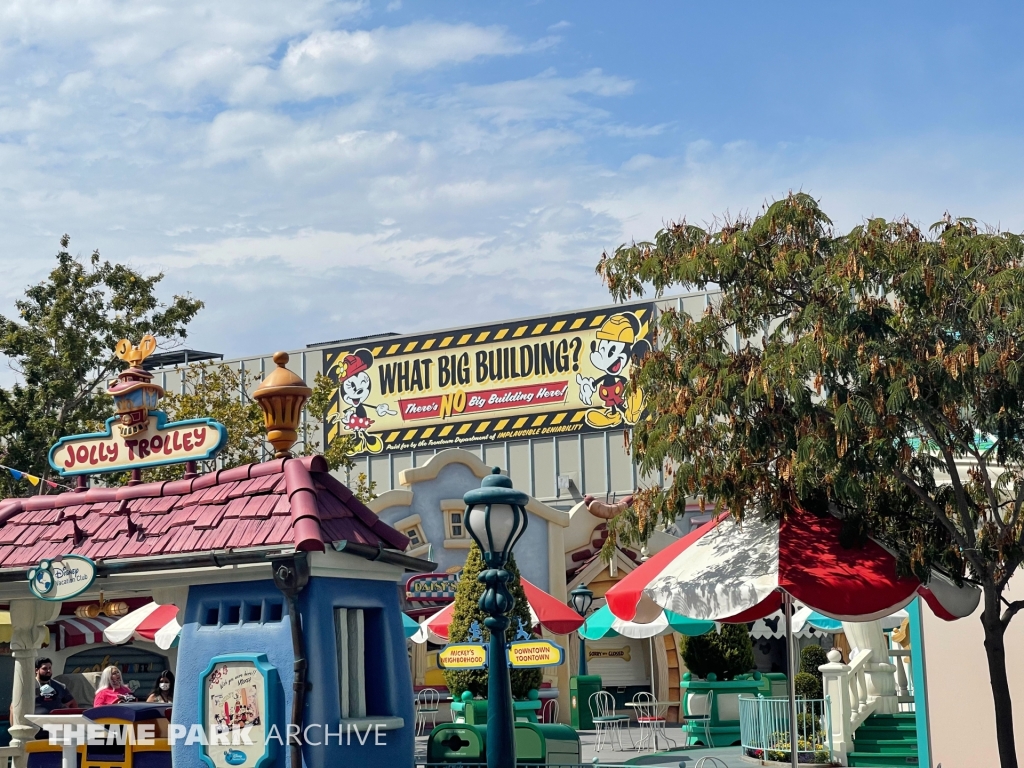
[49, 412, 227, 477]
[323, 301, 657, 456]
[28, 555, 97, 601]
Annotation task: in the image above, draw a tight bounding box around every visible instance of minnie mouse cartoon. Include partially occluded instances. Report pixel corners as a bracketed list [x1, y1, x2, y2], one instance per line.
[575, 312, 650, 429]
[335, 348, 396, 454]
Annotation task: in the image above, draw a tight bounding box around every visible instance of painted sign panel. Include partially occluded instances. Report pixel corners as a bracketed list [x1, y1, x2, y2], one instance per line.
[323, 301, 657, 455]
[406, 572, 460, 601]
[28, 556, 96, 601]
[200, 654, 279, 768]
[508, 639, 564, 668]
[48, 411, 228, 477]
[437, 643, 488, 669]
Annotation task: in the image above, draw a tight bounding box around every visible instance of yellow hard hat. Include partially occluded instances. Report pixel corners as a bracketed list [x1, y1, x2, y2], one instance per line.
[596, 315, 636, 344]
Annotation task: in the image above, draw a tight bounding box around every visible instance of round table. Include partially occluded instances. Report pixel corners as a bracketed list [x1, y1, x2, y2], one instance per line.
[624, 700, 677, 751]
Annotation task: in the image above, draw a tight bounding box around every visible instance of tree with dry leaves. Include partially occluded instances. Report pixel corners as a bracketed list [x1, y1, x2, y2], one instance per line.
[598, 193, 1024, 768]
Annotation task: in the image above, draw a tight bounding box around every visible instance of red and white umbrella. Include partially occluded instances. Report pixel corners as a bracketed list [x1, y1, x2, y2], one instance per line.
[606, 507, 979, 624]
[103, 603, 181, 650]
[605, 506, 979, 768]
[410, 577, 584, 644]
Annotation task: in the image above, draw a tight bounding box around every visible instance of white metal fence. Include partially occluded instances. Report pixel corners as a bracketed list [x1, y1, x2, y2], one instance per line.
[739, 695, 833, 764]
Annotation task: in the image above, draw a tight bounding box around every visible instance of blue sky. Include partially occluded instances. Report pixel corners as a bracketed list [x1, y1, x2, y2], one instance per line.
[1, 1, 1023, 364]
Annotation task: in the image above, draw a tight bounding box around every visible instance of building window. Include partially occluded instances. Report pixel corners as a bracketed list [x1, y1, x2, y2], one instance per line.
[447, 511, 465, 539]
[440, 499, 472, 547]
[335, 608, 367, 719]
[405, 525, 425, 547]
[393, 514, 428, 552]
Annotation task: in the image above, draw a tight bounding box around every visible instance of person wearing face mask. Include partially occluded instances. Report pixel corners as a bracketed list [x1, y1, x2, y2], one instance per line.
[35, 658, 76, 713]
[93, 666, 136, 706]
[146, 671, 174, 704]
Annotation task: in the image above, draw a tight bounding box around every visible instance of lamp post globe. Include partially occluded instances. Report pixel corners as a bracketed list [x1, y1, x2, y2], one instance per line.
[463, 468, 529, 768]
[569, 584, 594, 676]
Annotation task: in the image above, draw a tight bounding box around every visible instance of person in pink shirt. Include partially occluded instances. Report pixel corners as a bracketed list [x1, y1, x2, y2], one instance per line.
[93, 666, 137, 706]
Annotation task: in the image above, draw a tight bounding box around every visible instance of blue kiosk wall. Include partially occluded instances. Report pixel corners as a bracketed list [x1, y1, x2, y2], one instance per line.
[173, 577, 414, 768]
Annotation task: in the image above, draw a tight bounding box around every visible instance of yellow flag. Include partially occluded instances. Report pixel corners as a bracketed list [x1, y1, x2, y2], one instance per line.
[25, 475, 40, 486]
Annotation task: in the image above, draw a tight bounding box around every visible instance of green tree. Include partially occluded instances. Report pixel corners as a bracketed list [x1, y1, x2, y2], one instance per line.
[681, 624, 754, 680]
[0, 237, 202, 497]
[444, 544, 542, 700]
[597, 193, 1024, 767]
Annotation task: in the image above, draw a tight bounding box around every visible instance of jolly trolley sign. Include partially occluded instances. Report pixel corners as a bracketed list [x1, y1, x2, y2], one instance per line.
[47, 336, 227, 477]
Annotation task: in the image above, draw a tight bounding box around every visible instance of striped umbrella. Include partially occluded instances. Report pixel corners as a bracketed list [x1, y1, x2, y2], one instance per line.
[104, 603, 182, 650]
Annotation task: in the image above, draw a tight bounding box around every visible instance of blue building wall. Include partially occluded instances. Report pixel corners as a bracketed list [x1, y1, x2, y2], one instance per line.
[378, 461, 550, 591]
[173, 575, 414, 768]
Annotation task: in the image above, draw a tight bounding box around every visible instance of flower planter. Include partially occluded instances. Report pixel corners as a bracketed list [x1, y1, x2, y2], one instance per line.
[680, 672, 766, 747]
[451, 689, 543, 724]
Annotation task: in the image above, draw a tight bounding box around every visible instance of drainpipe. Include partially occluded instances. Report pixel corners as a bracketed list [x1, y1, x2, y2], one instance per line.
[272, 552, 311, 768]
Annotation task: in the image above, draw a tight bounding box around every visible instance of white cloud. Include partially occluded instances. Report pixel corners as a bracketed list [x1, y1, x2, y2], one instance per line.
[0, 1, 1022, 374]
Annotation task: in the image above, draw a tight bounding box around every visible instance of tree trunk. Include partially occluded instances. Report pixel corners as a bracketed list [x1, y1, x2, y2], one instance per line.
[983, 584, 1018, 768]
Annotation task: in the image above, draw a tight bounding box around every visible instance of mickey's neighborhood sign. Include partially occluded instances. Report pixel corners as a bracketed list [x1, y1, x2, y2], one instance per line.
[28, 555, 97, 601]
[48, 413, 227, 477]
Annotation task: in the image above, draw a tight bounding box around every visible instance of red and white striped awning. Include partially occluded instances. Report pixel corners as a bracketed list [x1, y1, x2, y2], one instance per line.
[104, 603, 181, 650]
[606, 507, 980, 624]
[410, 577, 584, 644]
[50, 616, 116, 651]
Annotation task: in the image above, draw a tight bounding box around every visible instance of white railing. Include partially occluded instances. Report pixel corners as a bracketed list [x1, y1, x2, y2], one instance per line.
[889, 648, 915, 712]
[846, 648, 875, 731]
[820, 648, 881, 764]
[739, 695, 833, 764]
[0, 745, 22, 768]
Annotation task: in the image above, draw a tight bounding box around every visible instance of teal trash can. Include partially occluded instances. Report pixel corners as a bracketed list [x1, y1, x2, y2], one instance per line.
[570, 675, 602, 730]
[428, 723, 487, 764]
[533, 724, 581, 765]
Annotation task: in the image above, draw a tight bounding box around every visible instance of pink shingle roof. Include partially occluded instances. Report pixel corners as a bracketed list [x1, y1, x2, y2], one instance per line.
[0, 456, 408, 570]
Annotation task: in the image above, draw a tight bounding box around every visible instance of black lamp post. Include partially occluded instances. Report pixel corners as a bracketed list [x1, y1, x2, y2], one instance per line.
[463, 467, 529, 768]
[569, 584, 594, 676]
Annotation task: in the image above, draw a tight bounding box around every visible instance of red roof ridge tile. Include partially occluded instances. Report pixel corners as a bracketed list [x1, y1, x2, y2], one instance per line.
[314, 472, 409, 551]
[283, 458, 326, 553]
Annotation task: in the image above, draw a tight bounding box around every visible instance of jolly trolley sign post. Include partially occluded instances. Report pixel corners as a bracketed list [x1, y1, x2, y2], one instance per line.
[47, 336, 227, 477]
[29, 337, 228, 599]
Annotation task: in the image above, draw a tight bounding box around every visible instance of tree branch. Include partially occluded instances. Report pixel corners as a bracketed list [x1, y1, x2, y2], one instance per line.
[1000, 599, 1024, 630]
[893, 466, 987, 579]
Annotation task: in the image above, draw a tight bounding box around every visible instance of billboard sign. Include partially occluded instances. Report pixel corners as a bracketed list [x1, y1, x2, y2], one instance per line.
[323, 302, 657, 455]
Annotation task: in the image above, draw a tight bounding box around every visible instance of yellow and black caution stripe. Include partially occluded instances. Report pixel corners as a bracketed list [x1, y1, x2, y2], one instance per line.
[323, 302, 654, 375]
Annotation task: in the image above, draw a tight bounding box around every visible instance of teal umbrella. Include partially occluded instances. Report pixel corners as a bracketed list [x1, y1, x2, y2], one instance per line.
[403, 613, 420, 639]
[579, 603, 714, 639]
[579, 603, 713, 696]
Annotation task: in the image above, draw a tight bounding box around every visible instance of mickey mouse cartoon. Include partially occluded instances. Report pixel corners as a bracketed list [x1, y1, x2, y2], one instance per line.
[335, 348, 396, 454]
[576, 312, 650, 429]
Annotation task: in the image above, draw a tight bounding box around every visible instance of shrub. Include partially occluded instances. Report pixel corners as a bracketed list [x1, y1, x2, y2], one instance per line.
[682, 623, 755, 680]
[801, 645, 830, 681]
[795, 671, 823, 701]
[443, 544, 542, 699]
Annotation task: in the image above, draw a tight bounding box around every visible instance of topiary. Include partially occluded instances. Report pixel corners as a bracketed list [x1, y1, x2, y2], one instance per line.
[443, 543, 543, 700]
[795, 671, 822, 700]
[801, 645, 829, 682]
[681, 623, 755, 681]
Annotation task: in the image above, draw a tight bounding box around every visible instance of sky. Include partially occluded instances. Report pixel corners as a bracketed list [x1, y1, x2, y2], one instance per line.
[2, 0, 1024, 362]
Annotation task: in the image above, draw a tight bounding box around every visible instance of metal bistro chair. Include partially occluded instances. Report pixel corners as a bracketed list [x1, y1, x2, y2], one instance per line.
[415, 688, 441, 735]
[541, 697, 559, 724]
[632, 691, 673, 752]
[589, 690, 632, 752]
[682, 688, 715, 747]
